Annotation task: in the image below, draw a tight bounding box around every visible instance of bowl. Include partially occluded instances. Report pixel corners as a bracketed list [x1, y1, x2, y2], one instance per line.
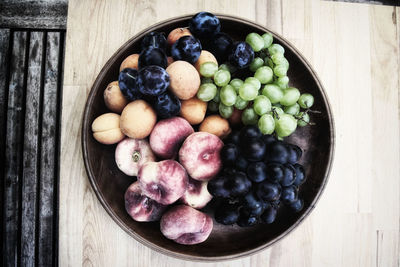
[82, 14, 335, 261]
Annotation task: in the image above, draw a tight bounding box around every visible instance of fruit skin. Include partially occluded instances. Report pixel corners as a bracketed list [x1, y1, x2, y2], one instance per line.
[280, 164, 296, 187]
[149, 117, 194, 159]
[265, 141, 289, 164]
[118, 68, 142, 101]
[180, 177, 213, 209]
[220, 143, 239, 167]
[160, 205, 213, 245]
[138, 47, 168, 69]
[240, 125, 261, 142]
[208, 32, 233, 63]
[120, 100, 157, 139]
[256, 181, 281, 202]
[293, 163, 306, 186]
[214, 201, 239, 225]
[260, 203, 277, 224]
[237, 209, 258, 227]
[167, 28, 192, 47]
[153, 90, 181, 119]
[225, 171, 252, 197]
[199, 114, 231, 139]
[92, 113, 125, 144]
[179, 132, 224, 181]
[125, 181, 167, 222]
[289, 198, 304, 212]
[241, 138, 266, 162]
[242, 191, 265, 216]
[281, 185, 298, 204]
[247, 161, 267, 183]
[103, 81, 128, 113]
[141, 31, 167, 51]
[115, 138, 156, 176]
[137, 65, 170, 96]
[138, 160, 188, 205]
[207, 176, 231, 198]
[228, 41, 254, 69]
[179, 97, 207, 125]
[171, 35, 202, 64]
[120, 54, 139, 71]
[189, 12, 221, 38]
[194, 50, 218, 72]
[166, 61, 201, 100]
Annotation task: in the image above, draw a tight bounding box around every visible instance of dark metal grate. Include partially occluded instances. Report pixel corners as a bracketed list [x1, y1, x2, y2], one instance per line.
[0, 28, 65, 267]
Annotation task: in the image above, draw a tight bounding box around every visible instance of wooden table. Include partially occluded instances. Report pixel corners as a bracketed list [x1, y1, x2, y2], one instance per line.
[59, 0, 400, 266]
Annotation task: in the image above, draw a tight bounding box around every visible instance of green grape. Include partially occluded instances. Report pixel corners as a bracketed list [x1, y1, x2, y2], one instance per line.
[208, 101, 219, 112]
[275, 76, 289, 89]
[245, 32, 264, 52]
[213, 88, 221, 103]
[253, 95, 271, 116]
[268, 43, 285, 55]
[219, 102, 233, 118]
[258, 114, 275, 134]
[275, 113, 297, 137]
[280, 87, 300, 106]
[230, 78, 244, 93]
[234, 96, 248, 110]
[284, 103, 300, 115]
[220, 85, 237, 106]
[265, 57, 274, 68]
[199, 62, 218, 78]
[201, 77, 213, 84]
[219, 63, 236, 73]
[254, 66, 273, 84]
[218, 64, 229, 72]
[197, 83, 217, 102]
[298, 93, 314, 108]
[262, 84, 283, 104]
[262, 33, 273, 49]
[271, 106, 284, 118]
[239, 82, 258, 101]
[297, 112, 310, 127]
[273, 64, 288, 77]
[214, 69, 231, 87]
[245, 77, 261, 90]
[242, 108, 259, 125]
[271, 53, 289, 67]
[249, 57, 264, 72]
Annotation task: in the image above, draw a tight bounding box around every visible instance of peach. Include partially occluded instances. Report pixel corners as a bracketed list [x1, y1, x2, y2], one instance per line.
[180, 178, 213, 209]
[194, 50, 218, 72]
[167, 28, 191, 47]
[115, 138, 156, 176]
[138, 160, 188, 205]
[179, 132, 223, 181]
[125, 181, 167, 222]
[166, 61, 200, 100]
[160, 205, 213, 245]
[120, 100, 157, 139]
[92, 113, 125, 144]
[103, 81, 128, 113]
[149, 117, 194, 159]
[179, 97, 207, 125]
[120, 54, 139, 71]
[199, 114, 231, 139]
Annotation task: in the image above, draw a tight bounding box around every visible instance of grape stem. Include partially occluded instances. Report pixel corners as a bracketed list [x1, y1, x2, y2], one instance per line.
[271, 107, 280, 119]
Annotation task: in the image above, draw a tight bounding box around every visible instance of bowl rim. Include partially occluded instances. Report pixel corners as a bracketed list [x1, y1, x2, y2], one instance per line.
[81, 13, 335, 261]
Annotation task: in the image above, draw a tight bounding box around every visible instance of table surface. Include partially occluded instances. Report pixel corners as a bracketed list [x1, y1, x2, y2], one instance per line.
[59, 0, 400, 266]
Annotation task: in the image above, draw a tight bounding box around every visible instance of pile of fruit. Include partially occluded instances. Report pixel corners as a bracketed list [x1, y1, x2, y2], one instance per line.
[91, 12, 314, 245]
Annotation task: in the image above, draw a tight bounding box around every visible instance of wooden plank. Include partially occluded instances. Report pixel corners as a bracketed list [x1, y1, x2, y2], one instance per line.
[0, 0, 68, 29]
[20, 31, 44, 267]
[3, 30, 28, 267]
[0, 28, 10, 259]
[38, 31, 62, 267]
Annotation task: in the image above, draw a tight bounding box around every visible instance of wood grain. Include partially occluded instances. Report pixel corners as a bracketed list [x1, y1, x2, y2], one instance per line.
[60, 0, 400, 266]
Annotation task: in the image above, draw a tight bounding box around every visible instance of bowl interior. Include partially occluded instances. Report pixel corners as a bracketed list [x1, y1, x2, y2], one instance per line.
[82, 15, 334, 260]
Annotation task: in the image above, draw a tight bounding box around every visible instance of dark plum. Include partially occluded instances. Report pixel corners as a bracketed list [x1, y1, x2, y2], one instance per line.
[265, 141, 289, 164]
[209, 32, 233, 62]
[225, 171, 252, 197]
[118, 68, 142, 101]
[137, 65, 169, 96]
[220, 143, 239, 166]
[235, 155, 249, 172]
[214, 202, 239, 225]
[237, 209, 258, 227]
[242, 192, 265, 216]
[171, 35, 202, 64]
[241, 138, 266, 162]
[141, 31, 167, 51]
[138, 47, 168, 69]
[256, 181, 281, 202]
[286, 143, 303, 164]
[247, 162, 267, 183]
[153, 91, 181, 119]
[289, 198, 304, 212]
[293, 163, 306, 186]
[261, 134, 277, 146]
[228, 41, 254, 69]
[280, 164, 296, 187]
[265, 163, 284, 183]
[260, 203, 277, 224]
[281, 185, 298, 204]
[226, 130, 240, 145]
[207, 176, 230, 198]
[240, 125, 261, 142]
[189, 12, 221, 38]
